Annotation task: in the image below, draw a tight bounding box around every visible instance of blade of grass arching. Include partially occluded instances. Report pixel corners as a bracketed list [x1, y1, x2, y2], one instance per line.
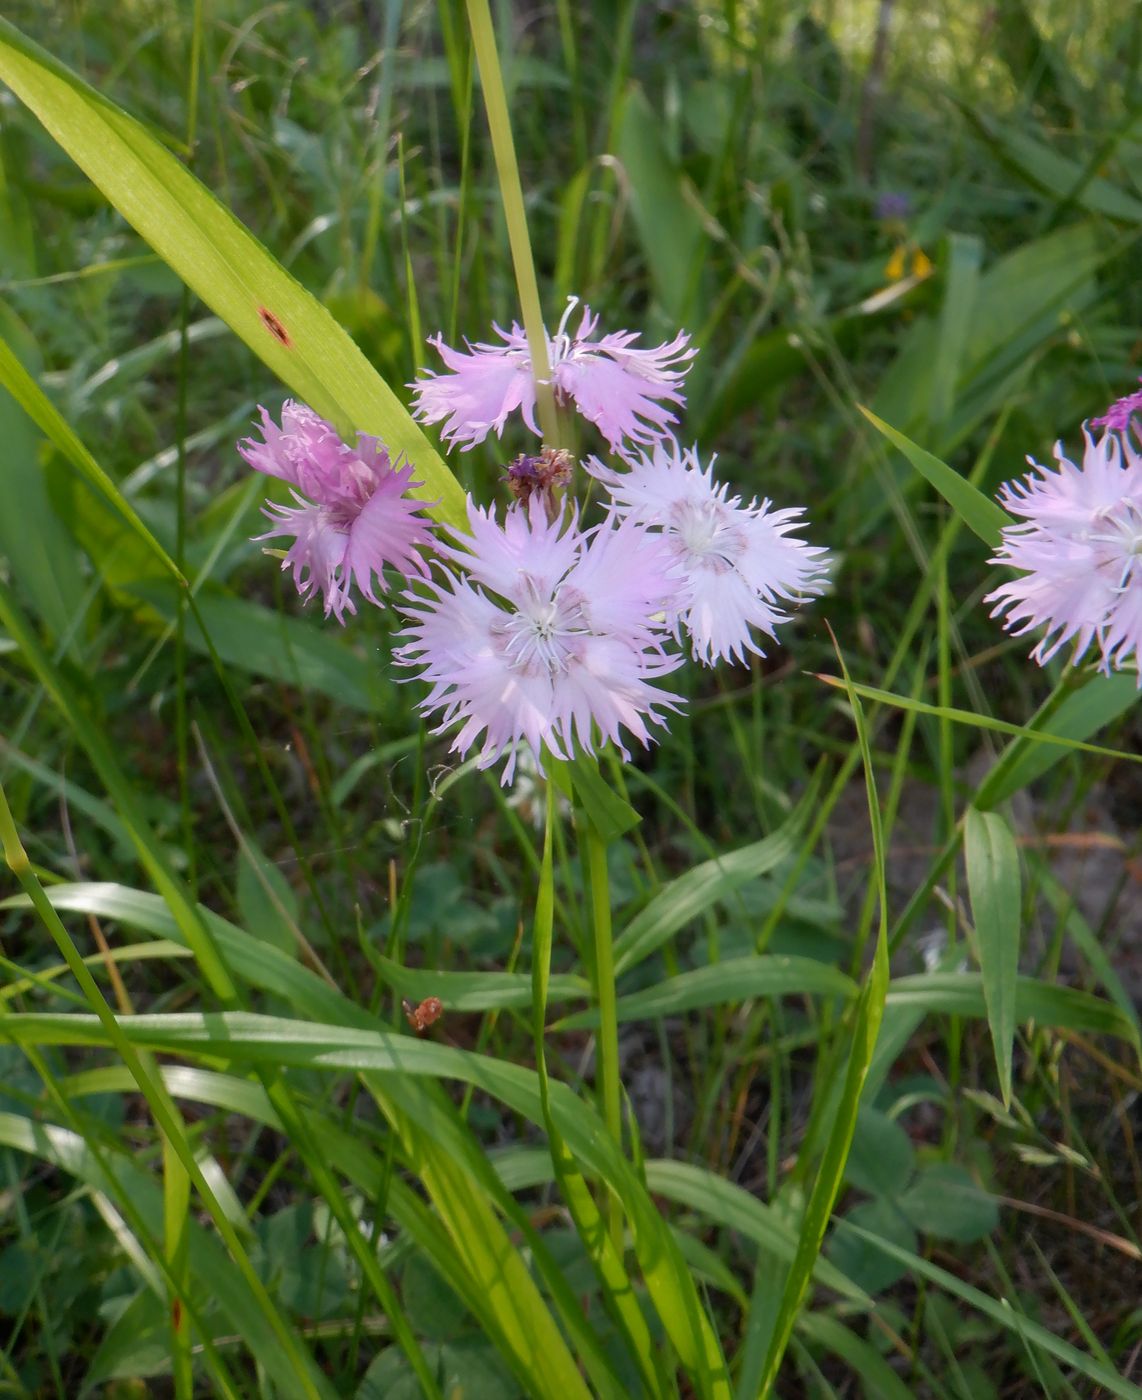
[7, 871, 724, 1396]
[856, 406, 1012, 547]
[0, 324, 181, 581]
[1033, 860, 1140, 1039]
[0, 18, 464, 525]
[554, 956, 856, 1029]
[927, 234, 982, 433]
[0, 789, 335, 1400]
[814, 673, 1142, 770]
[0, 1110, 312, 1398]
[644, 1162, 867, 1306]
[831, 1218, 1142, 1399]
[0, 328, 84, 652]
[531, 781, 667, 1397]
[66, 1060, 629, 1400]
[964, 807, 1022, 1104]
[373, 955, 589, 1011]
[884, 972, 1138, 1047]
[613, 769, 824, 976]
[975, 670, 1140, 808]
[0, 588, 441, 1393]
[162, 1131, 193, 1398]
[794, 1314, 913, 1400]
[757, 636, 890, 1397]
[372, 1087, 595, 1400]
[10, 1000, 733, 1396]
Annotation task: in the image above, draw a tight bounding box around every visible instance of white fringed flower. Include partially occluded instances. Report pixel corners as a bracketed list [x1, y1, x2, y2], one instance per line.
[397, 498, 685, 783]
[987, 427, 1142, 681]
[589, 441, 830, 665]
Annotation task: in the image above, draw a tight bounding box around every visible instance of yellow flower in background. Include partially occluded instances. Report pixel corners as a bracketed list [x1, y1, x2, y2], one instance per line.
[885, 243, 933, 282]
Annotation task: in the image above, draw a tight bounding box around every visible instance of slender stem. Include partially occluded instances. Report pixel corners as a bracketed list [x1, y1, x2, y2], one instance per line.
[585, 820, 623, 1250]
[464, 0, 558, 442]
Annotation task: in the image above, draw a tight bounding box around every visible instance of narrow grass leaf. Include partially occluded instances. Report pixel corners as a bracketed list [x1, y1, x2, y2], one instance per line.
[0, 324, 179, 579]
[816, 673, 1142, 768]
[965, 807, 1021, 1104]
[0, 1113, 334, 1398]
[833, 1218, 1142, 1399]
[857, 406, 1011, 547]
[758, 637, 890, 1396]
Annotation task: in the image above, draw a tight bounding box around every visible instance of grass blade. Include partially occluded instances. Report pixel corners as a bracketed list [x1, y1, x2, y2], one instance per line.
[964, 807, 1022, 1104]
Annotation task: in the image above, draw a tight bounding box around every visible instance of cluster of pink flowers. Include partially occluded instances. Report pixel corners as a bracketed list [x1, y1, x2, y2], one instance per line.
[239, 308, 1142, 774]
[238, 299, 830, 781]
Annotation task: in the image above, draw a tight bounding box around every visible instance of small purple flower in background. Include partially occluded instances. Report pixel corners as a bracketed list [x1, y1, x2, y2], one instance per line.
[589, 441, 830, 666]
[397, 498, 684, 783]
[240, 401, 434, 622]
[1091, 377, 1142, 435]
[410, 298, 695, 452]
[986, 427, 1142, 682]
[875, 190, 911, 222]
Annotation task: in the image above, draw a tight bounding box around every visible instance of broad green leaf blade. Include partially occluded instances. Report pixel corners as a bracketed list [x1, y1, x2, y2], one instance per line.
[977, 671, 1142, 808]
[554, 955, 856, 1030]
[959, 102, 1142, 224]
[374, 955, 589, 1012]
[0, 17, 465, 527]
[964, 808, 1022, 1103]
[643, 1161, 868, 1305]
[885, 971, 1139, 1048]
[616, 86, 709, 323]
[131, 581, 391, 713]
[567, 754, 641, 840]
[613, 771, 823, 976]
[927, 233, 982, 432]
[857, 405, 1011, 547]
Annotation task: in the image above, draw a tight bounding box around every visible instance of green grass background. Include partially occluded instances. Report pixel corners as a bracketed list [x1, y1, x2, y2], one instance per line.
[0, 0, 1140, 1395]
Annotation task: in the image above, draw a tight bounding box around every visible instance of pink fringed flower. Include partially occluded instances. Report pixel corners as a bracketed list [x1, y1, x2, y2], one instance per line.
[1092, 377, 1142, 434]
[986, 427, 1142, 682]
[589, 441, 830, 666]
[239, 401, 434, 622]
[397, 498, 684, 783]
[410, 299, 695, 452]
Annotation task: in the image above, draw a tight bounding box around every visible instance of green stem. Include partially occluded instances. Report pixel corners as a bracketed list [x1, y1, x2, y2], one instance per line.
[464, 0, 558, 442]
[585, 820, 623, 1250]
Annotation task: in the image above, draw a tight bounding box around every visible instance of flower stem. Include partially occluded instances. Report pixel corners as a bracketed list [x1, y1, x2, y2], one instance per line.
[584, 819, 623, 1250]
[463, 0, 559, 444]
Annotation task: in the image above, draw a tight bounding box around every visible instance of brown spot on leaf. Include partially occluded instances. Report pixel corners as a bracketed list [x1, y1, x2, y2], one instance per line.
[259, 307, 292, 347]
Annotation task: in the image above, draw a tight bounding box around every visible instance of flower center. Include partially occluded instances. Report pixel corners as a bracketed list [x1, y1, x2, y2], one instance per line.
[500, 576, 590, 675]
[1087, 499, 1142, 594]
[673, 499, 742, 572]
